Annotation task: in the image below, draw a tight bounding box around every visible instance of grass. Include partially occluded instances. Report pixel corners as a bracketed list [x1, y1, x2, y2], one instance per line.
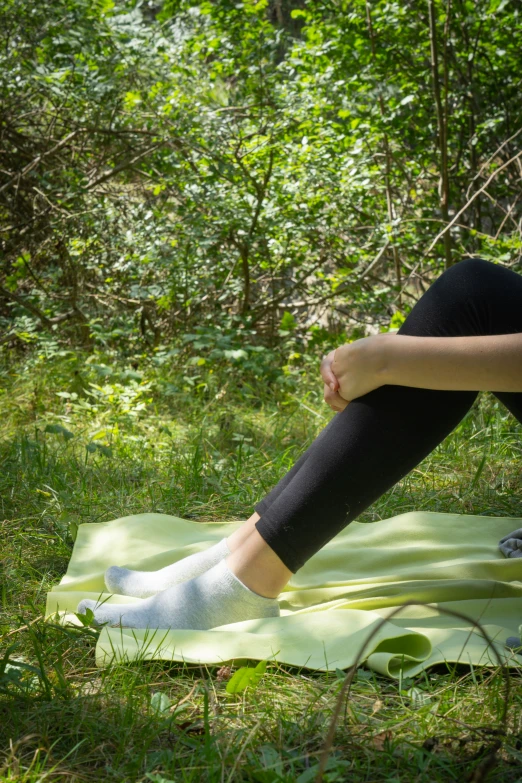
[1, 352, 522, 782]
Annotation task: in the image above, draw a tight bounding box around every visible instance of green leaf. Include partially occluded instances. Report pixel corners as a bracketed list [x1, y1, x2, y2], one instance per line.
[75, 607, 95, 626]
[150, 691, 171, 715]
[390, 311, 406, 330]
[223, 349, 248, 360]
[279, 312, 297, 332]
[226, 660, 267, 694]
[296, 758, 351, 782]
[407, 687, 432, 707]
[45, 423, 74, 441]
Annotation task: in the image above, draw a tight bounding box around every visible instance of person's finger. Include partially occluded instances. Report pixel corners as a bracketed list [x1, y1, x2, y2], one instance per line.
[324, 387, 345, 406]
[331, 392, 349, 411]
[320, 351, 339, 391]
[323, 384, 337, 408]
[324, 385, 348, 411]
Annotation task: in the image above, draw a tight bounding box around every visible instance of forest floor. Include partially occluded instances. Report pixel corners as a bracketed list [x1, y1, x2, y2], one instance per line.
[1, 355, 522, 782]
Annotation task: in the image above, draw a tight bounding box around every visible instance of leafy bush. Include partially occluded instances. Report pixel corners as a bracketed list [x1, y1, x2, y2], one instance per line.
[1, 0, 521, 360]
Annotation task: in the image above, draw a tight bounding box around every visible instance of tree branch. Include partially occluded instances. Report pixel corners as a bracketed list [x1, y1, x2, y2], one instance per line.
[0, 131, 79, 195]
[428, 0, 452, 268]
[365, 1, 403, 296]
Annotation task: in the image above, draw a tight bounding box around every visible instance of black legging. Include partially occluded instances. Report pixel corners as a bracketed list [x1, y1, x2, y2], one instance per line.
[255, 258, 522, 572]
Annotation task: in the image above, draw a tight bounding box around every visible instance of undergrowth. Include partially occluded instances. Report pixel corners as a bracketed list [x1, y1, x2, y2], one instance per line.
[1, 350, 522, 782]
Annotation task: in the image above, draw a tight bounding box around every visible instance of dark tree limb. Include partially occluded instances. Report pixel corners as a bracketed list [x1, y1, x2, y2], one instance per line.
[428, 0, 452, 268]
[365, 1, 403, 298]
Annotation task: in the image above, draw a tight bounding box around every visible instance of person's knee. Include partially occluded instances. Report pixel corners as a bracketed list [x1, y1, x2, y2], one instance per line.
[399, 257, 498, 337]
[435, 257, 496, 290]
[400, 254, 522, 337]
[421, 257, 512, 313]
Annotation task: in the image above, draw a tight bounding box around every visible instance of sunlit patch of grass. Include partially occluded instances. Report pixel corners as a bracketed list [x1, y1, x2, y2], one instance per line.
[1, 357, 522, 781]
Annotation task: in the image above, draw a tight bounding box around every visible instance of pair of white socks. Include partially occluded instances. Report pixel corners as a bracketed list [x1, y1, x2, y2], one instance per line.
[77, 538, 280, 630]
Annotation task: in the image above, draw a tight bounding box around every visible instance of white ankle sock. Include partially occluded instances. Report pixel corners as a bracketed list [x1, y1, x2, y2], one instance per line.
[79, 559, 280, 630]
[104, 538, 231, 598]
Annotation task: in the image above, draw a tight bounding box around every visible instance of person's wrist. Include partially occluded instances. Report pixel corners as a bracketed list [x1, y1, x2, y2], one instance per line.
[371, 333, 396, 385]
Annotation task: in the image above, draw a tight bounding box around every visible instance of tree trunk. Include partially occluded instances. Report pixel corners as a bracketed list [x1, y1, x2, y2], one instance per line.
[428, 0, 453, 269]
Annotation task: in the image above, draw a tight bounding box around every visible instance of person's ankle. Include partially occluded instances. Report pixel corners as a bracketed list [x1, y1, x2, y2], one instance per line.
[226, 511, 260, 552]
[226, 531, 291, 599]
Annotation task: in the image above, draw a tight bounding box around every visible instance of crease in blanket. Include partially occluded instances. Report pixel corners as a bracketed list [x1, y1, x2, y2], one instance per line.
[45, 511, 522, 678]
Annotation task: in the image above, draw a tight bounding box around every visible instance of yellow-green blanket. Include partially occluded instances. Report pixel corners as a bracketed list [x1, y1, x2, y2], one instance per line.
[45, 511, 522, 677]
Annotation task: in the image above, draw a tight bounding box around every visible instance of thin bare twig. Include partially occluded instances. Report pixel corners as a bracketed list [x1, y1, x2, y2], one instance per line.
[356, 241, 390, 283]
[425, 148, 522, 258]
[3, 616, 44, 639]
[465, 124, 522, 200]
[316, 601, 511, 783]
[0, 131, 79, 194]
[84, 144, 160, 190]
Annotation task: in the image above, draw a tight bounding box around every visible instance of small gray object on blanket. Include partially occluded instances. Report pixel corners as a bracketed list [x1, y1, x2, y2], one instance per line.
[498, 528, 522, 558]
[499, 531, 522, 652]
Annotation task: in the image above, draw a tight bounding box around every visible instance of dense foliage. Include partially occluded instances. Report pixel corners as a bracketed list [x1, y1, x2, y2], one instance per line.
[1, 0, 522, 365]
[2, 7, 522, 780]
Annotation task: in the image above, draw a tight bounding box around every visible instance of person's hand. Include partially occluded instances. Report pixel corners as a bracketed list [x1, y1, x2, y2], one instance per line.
[332, 333, 393, 402]
[320, 349, 349, 412]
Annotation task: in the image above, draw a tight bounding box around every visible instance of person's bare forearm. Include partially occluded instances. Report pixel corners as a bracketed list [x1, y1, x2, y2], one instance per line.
[382, 333, 522, 392]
